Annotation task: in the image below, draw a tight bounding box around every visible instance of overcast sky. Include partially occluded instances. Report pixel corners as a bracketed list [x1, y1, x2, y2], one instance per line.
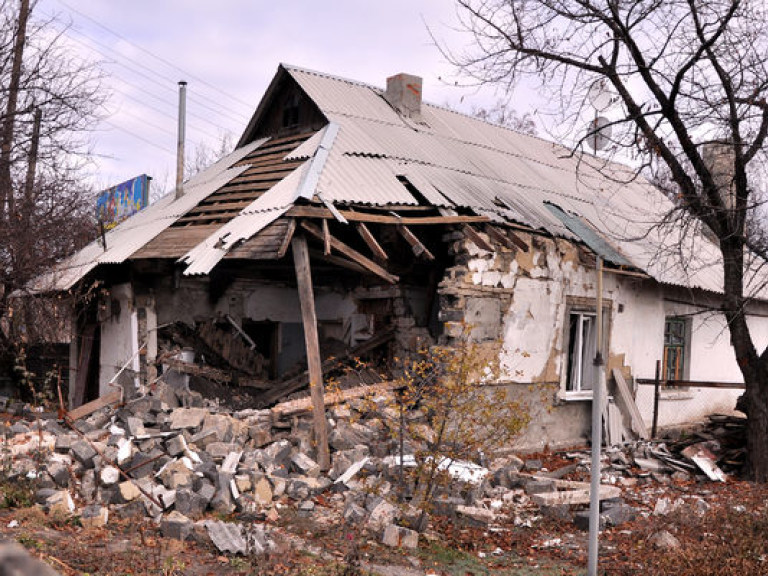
[34, 0, 530, 197]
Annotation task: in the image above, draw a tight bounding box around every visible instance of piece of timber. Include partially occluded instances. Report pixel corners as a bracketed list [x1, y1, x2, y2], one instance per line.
[532, 485, 622, 506]
[613, 368, 649, 439]
[483, 224, 516, 250]
[301, 221, 399, 284]
[68, 388, 123, 421]
[309, 249, 368, 275]
[272, 382, 397, 419]
[322, 218, 331, 255]
[356, 222, 389, 260]
[292, 235, 330, 470]
[462, 224, 494, 252]
[397, 225, 435, 260]
[258, 329, 396, 406]
[276, 218, 297, 259]
[287, 205, 489, 225]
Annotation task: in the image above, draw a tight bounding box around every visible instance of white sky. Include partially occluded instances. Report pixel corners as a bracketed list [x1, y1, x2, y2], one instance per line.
[34, 0, 530, 196]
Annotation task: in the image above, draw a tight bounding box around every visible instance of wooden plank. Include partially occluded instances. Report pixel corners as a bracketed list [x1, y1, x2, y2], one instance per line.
[636, 379, 746, 389]
[356, 222, 389, 260]
[309, 249, 368, 274]
[286, 205, 490, 225]
[322, 218, 331, 255]
[277, 218, 297, 259]
[531, 485, 622, 506]
[272, 382, 396, 418]
[613, 368, 649, 439]
[484, 224, 517, 250]
[68, 388, 122, 421]
[462, 224, 494, 252]
[292, 235, 330, 470]
[398, 225, 435, 260]
[301, 221, 399, 284]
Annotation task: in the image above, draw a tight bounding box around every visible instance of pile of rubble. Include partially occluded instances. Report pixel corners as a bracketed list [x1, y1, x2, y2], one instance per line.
[0, 382, 738, 556]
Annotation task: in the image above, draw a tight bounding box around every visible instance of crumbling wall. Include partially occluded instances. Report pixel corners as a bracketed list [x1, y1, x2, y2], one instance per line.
[437, 228, 668, 449]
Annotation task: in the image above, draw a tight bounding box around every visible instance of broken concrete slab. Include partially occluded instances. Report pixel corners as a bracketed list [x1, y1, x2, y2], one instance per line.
[382, 524, 419, 549]
[169, 408, 208, 430]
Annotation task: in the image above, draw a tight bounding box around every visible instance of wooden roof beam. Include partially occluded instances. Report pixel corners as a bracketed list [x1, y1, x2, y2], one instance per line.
[301, 220, 399, 284]
[462, 224, 494, 253]
[286, 205, 489, 225]
[356, 222, 389, 261]
[398, 225, 435, 260]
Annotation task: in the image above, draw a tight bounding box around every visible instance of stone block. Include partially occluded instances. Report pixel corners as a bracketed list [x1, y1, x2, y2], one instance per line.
[70, 440, 97, 468]
[81, 504, 109, 529]
[291, 452, 320, 477]
[456, 505, 495, 527]
[100, 466, 120, 486]
[118, 481, 141, 502]
[382, 524, 419, 549]
[165, 434, 188, 457]
[161, 511, 193, 541]
[175, 489, 209, 518]
[169, 408, 208, 430]
[367, 499, 397, 531]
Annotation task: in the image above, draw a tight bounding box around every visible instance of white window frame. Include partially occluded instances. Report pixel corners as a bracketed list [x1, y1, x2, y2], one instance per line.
[561, 300, 610, 401]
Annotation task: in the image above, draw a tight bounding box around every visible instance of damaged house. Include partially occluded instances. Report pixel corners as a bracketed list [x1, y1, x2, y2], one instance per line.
[30, 65, 768, 449]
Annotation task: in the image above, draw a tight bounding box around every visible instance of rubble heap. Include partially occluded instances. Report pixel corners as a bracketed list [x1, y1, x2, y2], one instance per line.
[0, 382, 736, 556]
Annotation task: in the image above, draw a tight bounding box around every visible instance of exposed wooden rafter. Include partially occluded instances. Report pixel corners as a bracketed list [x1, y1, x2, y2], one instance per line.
[355, 222, 389, 261]
[286, 205, 489, 225]
[300, 220, 399, 284]
[461, 224, 494, 253]
[398, 225, 435, 260]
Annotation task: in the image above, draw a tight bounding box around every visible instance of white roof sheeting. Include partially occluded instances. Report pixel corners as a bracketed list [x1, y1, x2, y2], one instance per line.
[27, 139, 265, 293]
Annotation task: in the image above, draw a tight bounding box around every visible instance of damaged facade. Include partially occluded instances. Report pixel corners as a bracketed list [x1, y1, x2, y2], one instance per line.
[31, 65, 768, 449]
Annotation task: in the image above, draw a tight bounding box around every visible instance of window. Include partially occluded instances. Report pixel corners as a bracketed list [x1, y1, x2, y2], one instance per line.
[663, 317, 688, 381]
[566, 311, 598, 393]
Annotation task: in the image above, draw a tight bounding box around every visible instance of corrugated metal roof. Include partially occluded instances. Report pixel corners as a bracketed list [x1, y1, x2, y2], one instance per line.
[179, 162, 308, 275]
[27, 140, 265, 292]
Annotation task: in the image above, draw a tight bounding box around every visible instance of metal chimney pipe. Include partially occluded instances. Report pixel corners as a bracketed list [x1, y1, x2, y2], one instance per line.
[175, 80, 187, 200]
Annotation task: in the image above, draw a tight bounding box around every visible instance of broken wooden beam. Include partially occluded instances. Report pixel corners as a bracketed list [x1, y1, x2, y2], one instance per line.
[276, 218, 297, 259]
[322, 218, 331, 255]
[67, 388, 123, 421]
[483, 224, 517, 250]
[462, 224, 494, 252]
[272, 382, 397, 419]
[397, 224, 435, 260]
[301, 220, 399, 284]
[356, 222, 389, 260]
[286, 205, 490, 225]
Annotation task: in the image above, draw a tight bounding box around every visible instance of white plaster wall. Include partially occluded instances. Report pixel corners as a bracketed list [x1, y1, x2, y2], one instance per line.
[99, 283, 136, 396]
[461, 235, 768, 439]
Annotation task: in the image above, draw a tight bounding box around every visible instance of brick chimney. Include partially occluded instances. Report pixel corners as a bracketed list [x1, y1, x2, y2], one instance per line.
[384, 73, 422, 119]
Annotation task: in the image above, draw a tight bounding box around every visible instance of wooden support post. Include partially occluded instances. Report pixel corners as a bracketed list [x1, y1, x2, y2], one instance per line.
[291, 235, 331, 470]
[652, 360, 661, 439]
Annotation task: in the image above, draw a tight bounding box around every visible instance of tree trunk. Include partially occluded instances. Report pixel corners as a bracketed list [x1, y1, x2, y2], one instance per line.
[721, 240, 768, 481]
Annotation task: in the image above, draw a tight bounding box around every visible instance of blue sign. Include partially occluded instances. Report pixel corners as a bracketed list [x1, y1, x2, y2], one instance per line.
[96, 174, 149, 230]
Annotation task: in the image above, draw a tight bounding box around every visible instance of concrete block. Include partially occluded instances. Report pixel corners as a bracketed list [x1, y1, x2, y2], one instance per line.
[161, 511, 193, 541]
[100, 466, 120, 486]
[175, 489, 209, 518]
[382, 524, 419, 549]
[81, 504, 109, 529]
[291, 452, 320, 477]
[70, 440, 97, 468]
[169, 408, 208, 430]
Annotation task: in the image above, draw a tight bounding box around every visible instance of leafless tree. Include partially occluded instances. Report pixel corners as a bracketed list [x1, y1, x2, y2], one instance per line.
[0, 0, 104, 362]
[471, 100, 537, 135]
[452, 0, 768, 480]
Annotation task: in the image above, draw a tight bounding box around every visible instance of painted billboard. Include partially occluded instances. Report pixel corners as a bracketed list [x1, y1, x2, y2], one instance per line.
[96, 174, 150, 229]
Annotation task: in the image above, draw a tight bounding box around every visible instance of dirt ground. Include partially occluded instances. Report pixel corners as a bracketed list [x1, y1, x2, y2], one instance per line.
[1, 449, 767, 576]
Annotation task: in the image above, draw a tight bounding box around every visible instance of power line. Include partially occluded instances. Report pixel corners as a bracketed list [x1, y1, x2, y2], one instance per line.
[52, 0, 255, 114]
[57, 21, 249, 128]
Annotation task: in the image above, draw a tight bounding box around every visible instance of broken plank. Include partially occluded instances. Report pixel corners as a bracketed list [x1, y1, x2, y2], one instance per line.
[397, 225, 435, 260]
[322, 218, 331, 255]
[286, 205, 490, 225]
[531, 485, 622, 506]
[301, 220, 399, 284]
[484, 224, 517, 250]
[613, 368, 649, 439]
[462, 224, 494, 252]
[356, 222, 389, 260]
[272, 382, 397, 418]
[67, 388, 123, 421]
